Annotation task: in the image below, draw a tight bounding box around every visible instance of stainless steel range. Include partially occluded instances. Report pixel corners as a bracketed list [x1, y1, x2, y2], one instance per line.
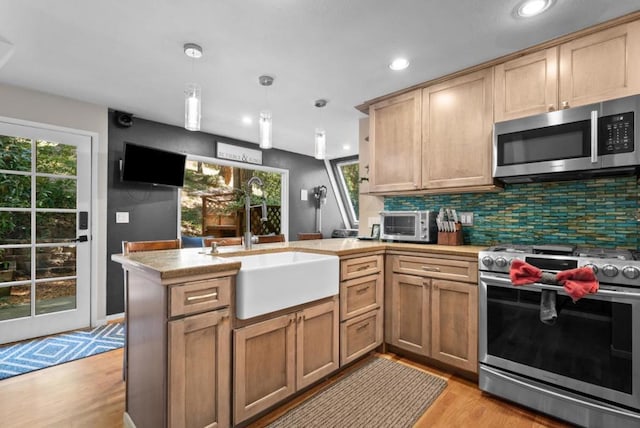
[478, 244, 640, 428]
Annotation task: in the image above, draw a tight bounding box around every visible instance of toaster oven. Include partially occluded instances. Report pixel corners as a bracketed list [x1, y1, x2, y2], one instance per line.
[380, 210, 437, 243]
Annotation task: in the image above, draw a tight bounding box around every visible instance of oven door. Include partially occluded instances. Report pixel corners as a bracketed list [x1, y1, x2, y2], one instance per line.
[479, 272, 640, 411]
[380, 213, 419, 241]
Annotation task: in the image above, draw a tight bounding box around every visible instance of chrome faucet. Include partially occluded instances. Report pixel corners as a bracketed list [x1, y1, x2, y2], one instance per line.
[244, 176, 268, 249]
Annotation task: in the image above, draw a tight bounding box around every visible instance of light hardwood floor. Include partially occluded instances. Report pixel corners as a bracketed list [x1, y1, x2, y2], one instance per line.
[0, 349, 570, 428]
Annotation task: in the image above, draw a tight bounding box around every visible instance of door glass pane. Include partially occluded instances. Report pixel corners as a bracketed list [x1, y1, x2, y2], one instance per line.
[36, 279, 76, 315]
[36, 212, 75, 243]
[36, 141, 77, 176]
[0, 212, 31, 245]
[0, 136, 31, 172]
[36, 177, 77, 209]
[0, 285, 30, 321]
[36, 246, 76, 279]
[0, 247, 31, 281]
[0, 174, 31, 207]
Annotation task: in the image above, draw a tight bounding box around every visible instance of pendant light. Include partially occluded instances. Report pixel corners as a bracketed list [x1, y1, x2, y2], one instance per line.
[184, 43, 203, 131]
[314, 99, 328, 160]
[259, 75, 274, 149]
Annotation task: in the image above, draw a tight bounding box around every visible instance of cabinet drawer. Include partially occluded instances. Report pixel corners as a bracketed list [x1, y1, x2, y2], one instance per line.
[340, 254, 382, 281]
[169, 277, 231, 317]
[340, 273, 382, 321]
[392, 255, 477, 283]
[340, 308, 382, 366]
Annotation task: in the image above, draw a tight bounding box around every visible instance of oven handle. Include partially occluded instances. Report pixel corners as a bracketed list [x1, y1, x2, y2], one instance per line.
[481, 365, 640, 420]
[480, 273, 640, 299]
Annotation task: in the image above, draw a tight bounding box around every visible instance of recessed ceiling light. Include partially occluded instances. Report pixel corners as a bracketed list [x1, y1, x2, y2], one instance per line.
[516, 0, 553, 18]
[342, 144, 351, 151]
[389, 58, 410, 71]
[242, 116, 253, 125]
[184, 43, 203, 59]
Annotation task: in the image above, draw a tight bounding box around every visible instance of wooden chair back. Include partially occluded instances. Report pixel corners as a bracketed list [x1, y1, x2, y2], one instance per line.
[203, 237, 243, 247]
[297, 232, 322, 241]
[122, 239, 181, 255]
[256, 234, 285, 243]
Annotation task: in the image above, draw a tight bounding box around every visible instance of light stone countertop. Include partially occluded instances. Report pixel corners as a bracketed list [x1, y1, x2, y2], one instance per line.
[111, 238, 487, 279]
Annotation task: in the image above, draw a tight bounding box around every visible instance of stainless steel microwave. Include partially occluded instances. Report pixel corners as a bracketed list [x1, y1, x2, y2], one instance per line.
[493, 94, 640, 183]
[380, 210, 436, 243]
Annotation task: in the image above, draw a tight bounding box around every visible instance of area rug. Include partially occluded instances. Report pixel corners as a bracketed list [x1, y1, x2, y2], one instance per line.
[267, 357, 447, 428]
[0, 323, 124, 380]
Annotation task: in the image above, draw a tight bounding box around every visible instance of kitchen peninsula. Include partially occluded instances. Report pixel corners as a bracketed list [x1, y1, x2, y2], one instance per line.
[112, 238, 484, 428]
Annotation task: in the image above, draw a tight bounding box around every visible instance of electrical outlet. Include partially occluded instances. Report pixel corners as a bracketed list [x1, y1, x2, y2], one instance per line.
[459, 212, 474, 226]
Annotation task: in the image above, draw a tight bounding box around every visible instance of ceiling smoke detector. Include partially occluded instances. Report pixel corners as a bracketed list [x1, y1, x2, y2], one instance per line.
[184, 43, 203, 59]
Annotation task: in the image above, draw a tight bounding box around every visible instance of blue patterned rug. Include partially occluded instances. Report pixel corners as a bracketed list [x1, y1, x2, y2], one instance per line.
[0, 323, 124, 380]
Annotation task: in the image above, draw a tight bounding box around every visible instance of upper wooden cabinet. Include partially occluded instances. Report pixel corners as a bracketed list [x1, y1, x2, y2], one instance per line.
[422, 68, 494, 189]
[494, 48, 558, 122]
[495, 21, 640, 122]
[559, 20, 640, 108]
[369, 89, 422, 192]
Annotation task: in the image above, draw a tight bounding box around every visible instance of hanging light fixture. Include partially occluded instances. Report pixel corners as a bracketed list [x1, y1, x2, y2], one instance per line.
[184, 43, 203, 131]
[258, 75, 274, 149]
[314, 99, 328, 160]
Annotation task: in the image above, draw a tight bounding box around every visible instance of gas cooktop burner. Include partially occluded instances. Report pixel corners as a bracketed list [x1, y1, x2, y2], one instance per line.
[480, 243, 640, 286]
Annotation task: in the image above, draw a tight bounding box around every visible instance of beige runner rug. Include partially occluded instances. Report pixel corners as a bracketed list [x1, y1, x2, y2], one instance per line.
[266, 357, 447, 428]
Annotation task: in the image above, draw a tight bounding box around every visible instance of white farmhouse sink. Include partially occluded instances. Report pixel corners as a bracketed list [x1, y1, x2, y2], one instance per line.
[231, 251, 339, 320]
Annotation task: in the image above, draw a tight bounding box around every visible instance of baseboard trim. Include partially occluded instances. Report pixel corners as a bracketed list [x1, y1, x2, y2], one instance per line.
[106, 312, 125, 322]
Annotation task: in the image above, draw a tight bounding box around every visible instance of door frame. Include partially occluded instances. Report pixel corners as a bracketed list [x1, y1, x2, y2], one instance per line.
[0, 115, 100, 329]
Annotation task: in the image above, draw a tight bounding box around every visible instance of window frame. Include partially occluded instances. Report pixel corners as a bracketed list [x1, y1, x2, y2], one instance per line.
[330, 155, 359, 229]
[177, 153, 289, 240]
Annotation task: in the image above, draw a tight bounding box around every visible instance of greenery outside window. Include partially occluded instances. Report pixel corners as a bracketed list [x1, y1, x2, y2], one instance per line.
[331, 156, 359, 229]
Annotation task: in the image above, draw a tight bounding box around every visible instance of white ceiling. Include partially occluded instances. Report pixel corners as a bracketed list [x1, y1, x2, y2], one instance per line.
[0, 1, 638, 159]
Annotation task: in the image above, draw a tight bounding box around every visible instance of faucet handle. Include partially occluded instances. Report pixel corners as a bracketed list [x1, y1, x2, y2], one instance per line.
[210, 242, 219, 253]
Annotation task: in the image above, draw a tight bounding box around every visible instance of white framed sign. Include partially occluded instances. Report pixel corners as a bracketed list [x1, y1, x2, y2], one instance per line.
[216, 141, 263, 165]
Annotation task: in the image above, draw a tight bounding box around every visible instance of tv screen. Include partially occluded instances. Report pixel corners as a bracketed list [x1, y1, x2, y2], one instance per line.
[121, 142, 186, 187]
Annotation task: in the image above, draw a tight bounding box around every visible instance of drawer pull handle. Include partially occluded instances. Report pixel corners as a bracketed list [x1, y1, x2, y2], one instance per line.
[422, 266, 441, 272]
[356, 265, 371, 271]
[356, 286, 370, 294]
[187, 292, 218, 302]
[356, 322, 370, 331]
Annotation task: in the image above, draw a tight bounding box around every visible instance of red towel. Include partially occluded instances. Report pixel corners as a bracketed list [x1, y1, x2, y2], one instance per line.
[509, 259, 542, 284]
[508, 259, 599, 301]
[556, 267, 599, 302]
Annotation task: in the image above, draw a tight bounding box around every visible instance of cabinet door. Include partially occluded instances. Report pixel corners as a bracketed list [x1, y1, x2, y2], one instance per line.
[296, 299, 339, 390]
[389, 274, 430, 356]
[340, 308, 383, 366]
[494, 48, 558, 122]
[559, 20, 640, 108]
[168, 308, 230, 428]
[422, 68, 494, 189]
[369, 89, 422, 192]
[234, 313, 296, 424]
[431, 279, 478, 373]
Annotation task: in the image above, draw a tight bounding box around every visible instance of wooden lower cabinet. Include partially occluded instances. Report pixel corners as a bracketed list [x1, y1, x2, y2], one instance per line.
[168, 309, 231, 428]
[387, 254, 479, 374]
[389, 273, 430, 355]
[340, 307, 383, 364]
[430, 279, 478, 373]
[234, 298, 339, 424]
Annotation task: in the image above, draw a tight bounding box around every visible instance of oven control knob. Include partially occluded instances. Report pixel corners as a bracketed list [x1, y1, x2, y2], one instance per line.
[583, 264, 598, 274]
[481, 256, 494, 267]
[601, 264, 619, 277]
[495, 257, 508, 268]
[622, 266, 640, 280]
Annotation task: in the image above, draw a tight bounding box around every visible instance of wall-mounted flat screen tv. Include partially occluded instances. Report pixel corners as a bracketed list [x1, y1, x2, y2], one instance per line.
[121, 142, 187, 187]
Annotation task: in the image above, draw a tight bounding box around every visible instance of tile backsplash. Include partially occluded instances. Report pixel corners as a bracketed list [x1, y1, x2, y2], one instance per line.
[384, 176, 639, 249]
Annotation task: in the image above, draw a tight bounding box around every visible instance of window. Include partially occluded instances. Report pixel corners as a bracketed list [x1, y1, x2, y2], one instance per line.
[331, 156, 359, 228]
[179, 154, 288, 240]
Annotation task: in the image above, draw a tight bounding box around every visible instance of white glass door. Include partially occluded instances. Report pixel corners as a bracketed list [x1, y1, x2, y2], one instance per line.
[0, 122, 91, 344]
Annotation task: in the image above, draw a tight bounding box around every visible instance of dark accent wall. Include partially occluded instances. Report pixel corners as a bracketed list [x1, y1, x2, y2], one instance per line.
[107, 111, 344, 315]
